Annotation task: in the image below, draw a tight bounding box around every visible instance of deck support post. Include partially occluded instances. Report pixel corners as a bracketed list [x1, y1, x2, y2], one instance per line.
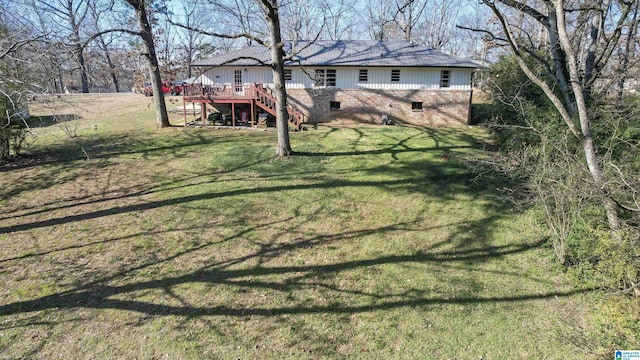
[251, 100, 255, 128]
[183, 100, 187, 126]
[232, 103, 236, 127]
[183, 83, 302, 130]
[201, 102, 207, 127]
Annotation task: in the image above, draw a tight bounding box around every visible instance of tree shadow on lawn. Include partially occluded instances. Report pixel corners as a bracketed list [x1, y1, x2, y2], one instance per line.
[0, 222, 588, 321]
[0, 126, 580, 334]
[27, 114, 82, 128]
[1, 125, 516, 256]
[0, 129, 268, 216]
[2, 129, 222, 172]
[0, 168, 501, 235]
[0, 126, 509, 248]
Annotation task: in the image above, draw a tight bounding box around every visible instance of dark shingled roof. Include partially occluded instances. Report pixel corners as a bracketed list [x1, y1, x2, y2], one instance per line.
[192, 40, 478, 68]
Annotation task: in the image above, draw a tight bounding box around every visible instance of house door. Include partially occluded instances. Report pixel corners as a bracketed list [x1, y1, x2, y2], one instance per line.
[234, 70, 244, 95]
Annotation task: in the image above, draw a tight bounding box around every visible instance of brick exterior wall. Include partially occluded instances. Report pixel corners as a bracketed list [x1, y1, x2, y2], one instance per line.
[287, 88, 471, 126]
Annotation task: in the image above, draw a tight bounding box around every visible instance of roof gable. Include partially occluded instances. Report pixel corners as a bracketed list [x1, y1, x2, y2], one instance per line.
[192, 40, 478, 68]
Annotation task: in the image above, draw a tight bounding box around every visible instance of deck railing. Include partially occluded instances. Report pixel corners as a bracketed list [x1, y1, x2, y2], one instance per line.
[182, 83, 255, 98]
[182, 83, 306, 129]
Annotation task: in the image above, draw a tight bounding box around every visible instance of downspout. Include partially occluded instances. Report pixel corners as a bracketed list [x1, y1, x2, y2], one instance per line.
[467, 70, 475, 125]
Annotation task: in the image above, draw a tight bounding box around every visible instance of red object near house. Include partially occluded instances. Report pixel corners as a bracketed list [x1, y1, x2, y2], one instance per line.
[142, 80, 183, 96]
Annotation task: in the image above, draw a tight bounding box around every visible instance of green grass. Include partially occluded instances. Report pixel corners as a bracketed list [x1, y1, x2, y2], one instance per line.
[0, 95, 637, 359]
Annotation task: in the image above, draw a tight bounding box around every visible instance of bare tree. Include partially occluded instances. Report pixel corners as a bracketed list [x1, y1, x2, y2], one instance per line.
[320, 0, 359, 40]
[462, 1, 640, 294]
[171, 0, 305, 156]
[451, 4, 497, 60]
[0, 5, 44, 161]
[279, 0, 324, 41]
[479, 0, 640, 233]
[411, 0, 462, 49]
[175, 1, 212, 78]
[122, 0, 170, 127]
[614, 1, 640, 98]
[86, 0, 126, 92]
[12, 0, 72, 93]
[360, 0, 465, 49]
[205, 0, 266, 46]
[393, 0, 429, 41]
[363, 0, 397, 40]
[263, 0, 291, 156]
[29, 0, 93, 93]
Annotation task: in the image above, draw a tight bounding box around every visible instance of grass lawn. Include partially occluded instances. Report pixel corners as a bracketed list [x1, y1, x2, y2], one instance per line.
[0, 94, 637, 359]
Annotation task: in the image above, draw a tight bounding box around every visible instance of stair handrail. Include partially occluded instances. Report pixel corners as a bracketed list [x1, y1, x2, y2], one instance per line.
[252, 83, 306, 129]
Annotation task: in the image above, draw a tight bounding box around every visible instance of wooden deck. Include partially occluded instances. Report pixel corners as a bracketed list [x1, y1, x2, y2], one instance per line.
[181, 83, 306, 130]
[183, 84, 256, 102]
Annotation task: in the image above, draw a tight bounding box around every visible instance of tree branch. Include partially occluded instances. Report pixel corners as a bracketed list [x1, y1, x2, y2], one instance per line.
[81, 28, 141, 50]
[0, 35, 47, 60]
[168, 19, 268, 48]
[484, 0, 583, 140]
[497, 0, 550, 26]
[585, 1, 634, 87]
[456, 25, 507, 43]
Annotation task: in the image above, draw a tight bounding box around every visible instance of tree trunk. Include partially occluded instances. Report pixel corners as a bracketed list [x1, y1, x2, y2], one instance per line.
[67, 1, 89, 94]
[617, 3, 638, 99]
[554, 0, 621, 232]
[127, 0, 170, 128]
[485, 0, 623, 235]
[404, 2, 412, 41]
[57, 73, 64, 93]
[264, 0, 292, 157]
[76, 43, 89, 93]
[546, 8, 574, 113]
[98, 35, 120, 92]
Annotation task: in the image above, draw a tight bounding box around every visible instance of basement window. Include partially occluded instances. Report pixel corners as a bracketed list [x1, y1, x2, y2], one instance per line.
[391, 69, 400, 82]
[412, 102, 423, 111]
[440, 70, 451, 88]
[330, 101, 341, 110]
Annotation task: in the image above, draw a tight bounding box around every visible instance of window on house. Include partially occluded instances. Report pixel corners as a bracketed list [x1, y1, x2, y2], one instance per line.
[315, 69, 325, 87]
[412, 102, 423, 110]
[284, 69, 292, 81]
[330, 101, 341, 110]
[391, 69, 400, 82]
[234, 69, 243, 93]
[359, 69, 368, 82]
[326, 70, 336, 86]
[315, 69, 337, 87]
[440, 70, 451, 88]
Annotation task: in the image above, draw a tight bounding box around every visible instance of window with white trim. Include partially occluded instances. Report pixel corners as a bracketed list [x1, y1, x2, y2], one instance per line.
[315, 69, 336, 87]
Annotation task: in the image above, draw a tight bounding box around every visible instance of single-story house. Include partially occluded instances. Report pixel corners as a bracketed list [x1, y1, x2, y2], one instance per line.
[185, 40, 478, 128]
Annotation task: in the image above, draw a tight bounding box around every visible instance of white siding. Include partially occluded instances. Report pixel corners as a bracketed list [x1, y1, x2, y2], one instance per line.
[201, 66, 272, 86]
[450, 69, 474, 89]
[200, 66, 473, 90]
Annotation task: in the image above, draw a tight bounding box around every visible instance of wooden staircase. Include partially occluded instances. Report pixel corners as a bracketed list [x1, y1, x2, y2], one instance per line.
[253, 84, 305, 131]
